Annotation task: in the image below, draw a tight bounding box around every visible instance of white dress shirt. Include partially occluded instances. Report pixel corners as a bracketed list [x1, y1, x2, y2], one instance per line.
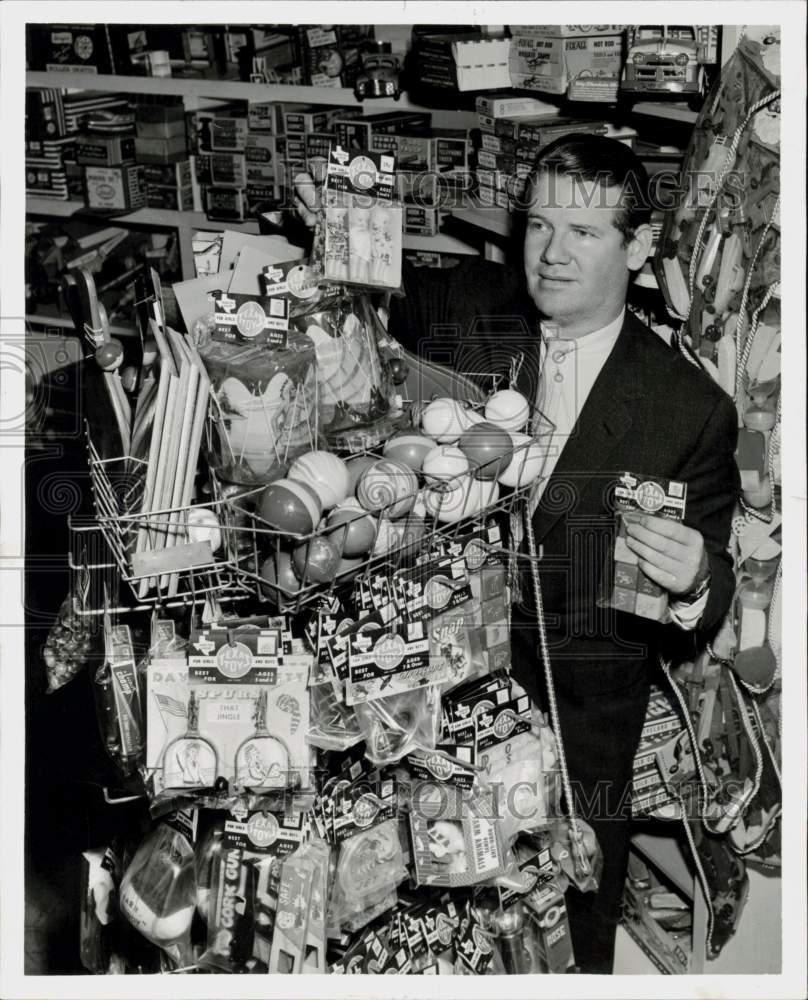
[531, 309, 708, 630]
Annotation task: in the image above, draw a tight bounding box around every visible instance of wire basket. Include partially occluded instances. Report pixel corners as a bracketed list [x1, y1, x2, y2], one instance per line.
[221, 433, 552, 616]
[78, 427, 248, 612]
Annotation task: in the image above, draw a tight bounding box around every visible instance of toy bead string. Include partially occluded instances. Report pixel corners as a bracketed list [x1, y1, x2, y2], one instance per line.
[727, 669, 765, 820]
[734, 267, 781, 400]
[767, 392, 782, 518]
[523, 501, 584, 860]
[686, 88, 781, 301]
[768, 559, 782, 680]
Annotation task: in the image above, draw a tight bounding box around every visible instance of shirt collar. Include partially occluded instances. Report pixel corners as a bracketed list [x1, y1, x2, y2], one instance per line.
[541, 309, 626, 355]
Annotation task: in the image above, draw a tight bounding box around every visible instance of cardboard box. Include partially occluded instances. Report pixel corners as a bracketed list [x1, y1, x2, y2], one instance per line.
[510, 25, 625, 102]
[403, 204, 440, 236]
[475, 93, 561, 118]
[334, 111, 431, 151]
[245, 183, 283, 214]
[84, 164, 145, 211]
[136, 118, 187, 140]
[414, 32, 511, 91]
[300, 24, 374, 88]
[195, 109, 249, 152]
[76, 133, 136, 167]
[282, 103, 361, 135]
[141, 160, 193, 188]
[245, 133, 282, 184]
[135, 102, 187, 125]
[247, 101, 281, 132]
[205, 186, 246, 222]
[26, 164, 69, 197]
[27, 24, 115, 73]
[145, 183, 195, 211]
[210, 151, 247, 187]
[135, 135, 188, 164]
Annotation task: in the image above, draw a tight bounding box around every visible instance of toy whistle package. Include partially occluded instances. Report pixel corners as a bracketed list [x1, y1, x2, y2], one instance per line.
[322, 145, 402, 290]
[601, 472, 688, 622]
[146, 620, 312, 798]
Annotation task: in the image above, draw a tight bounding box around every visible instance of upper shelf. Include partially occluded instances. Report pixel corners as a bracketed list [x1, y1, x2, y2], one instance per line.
[26, 71, 410, 109]
[26, 198, 479, 255]
[26, 72, 699, 123]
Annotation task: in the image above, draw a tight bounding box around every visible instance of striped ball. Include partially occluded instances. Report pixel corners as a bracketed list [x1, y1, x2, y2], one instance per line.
[257, 478, 322, 534]
[356, 459, 418, 520]
[288, 450, 350, 509]
[382, 431, 437, 471]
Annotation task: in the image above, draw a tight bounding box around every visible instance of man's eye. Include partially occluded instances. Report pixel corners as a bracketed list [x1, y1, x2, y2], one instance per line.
[528, 220, 549, 233]
[572, 228, 592, 238]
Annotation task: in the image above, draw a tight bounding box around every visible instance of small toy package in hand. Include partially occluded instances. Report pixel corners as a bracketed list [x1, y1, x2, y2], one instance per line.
[119, 815, 198, 967]
[322, 145, 402, 290]
[601, 472, 687, 621]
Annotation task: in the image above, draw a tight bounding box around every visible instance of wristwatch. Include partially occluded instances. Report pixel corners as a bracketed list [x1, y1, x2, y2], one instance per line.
[677, 570, 712, 605]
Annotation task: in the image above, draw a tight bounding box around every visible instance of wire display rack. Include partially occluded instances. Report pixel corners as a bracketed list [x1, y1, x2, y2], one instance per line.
[220, 442, 547, 616]
[72, 426, 249, 615]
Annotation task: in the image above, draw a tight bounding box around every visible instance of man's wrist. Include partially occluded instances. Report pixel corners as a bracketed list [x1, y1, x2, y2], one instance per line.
[677, 569, 711, 605]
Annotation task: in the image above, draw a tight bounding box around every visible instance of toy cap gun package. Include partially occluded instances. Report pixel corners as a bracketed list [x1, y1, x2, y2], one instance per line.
[321, 145, 403, 290]
[601, 472, 688, 621]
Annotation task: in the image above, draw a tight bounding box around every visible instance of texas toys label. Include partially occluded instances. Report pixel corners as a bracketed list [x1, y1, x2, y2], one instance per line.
[614, 472, 687, 520]
[188, 625, 282, 685]
[346, 621, 449, 705]
[210, 291, 289, 347]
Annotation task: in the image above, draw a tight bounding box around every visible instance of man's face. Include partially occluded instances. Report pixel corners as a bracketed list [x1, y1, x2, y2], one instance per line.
[524, 170, 648, 337]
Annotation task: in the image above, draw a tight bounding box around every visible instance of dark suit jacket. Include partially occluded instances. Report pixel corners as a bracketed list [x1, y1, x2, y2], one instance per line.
[390, 258, 740, 681]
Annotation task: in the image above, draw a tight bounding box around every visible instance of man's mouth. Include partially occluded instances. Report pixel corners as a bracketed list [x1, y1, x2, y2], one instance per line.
[537, 273, 574, 283]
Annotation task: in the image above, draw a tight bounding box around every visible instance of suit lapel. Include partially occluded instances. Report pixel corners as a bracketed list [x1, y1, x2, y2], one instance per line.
[532, 316, 648, 542]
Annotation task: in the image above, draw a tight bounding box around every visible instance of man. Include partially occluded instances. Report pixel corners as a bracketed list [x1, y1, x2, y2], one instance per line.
[387, 135, 739, 972]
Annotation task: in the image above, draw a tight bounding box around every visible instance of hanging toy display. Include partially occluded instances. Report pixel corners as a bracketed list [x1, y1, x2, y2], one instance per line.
[294, 298, 396, 452]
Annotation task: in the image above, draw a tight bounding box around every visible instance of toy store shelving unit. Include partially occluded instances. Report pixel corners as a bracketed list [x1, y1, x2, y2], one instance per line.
[24, 23, 779, 977]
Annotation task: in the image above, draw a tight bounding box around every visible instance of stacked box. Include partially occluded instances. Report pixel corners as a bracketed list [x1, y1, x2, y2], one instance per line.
[76, 133, 136, 168]
[299, 25, 374, 88]
[62, 92, 131, 135]
[473, 114, 609, 211]
[26, 88, 66, 140]
[334, 111, 431, 151]
[25, 135, 76, 201]
[134, 100, 188, 167]
[83, 164, 146, 211]
[282, 104, 362, 135]
[509, 25, 625, 102]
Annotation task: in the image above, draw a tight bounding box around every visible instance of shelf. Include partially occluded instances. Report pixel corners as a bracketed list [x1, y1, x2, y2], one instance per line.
[630, 102, 698, 124]
[27, 197, 478, 256]
[447, 206, 512, 239]
[25, 71, 418, 111]
[26, 198, 87, 218]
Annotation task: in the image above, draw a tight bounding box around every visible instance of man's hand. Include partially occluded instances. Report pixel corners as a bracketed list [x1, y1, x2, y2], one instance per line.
[623, 514, 710, 597]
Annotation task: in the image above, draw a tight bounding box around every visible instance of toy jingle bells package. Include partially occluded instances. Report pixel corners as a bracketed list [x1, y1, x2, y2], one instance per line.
[321, 145, 403, 290]
[600, 471, 688, 621]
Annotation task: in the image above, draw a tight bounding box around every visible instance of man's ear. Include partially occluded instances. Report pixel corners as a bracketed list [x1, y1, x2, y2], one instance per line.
[626, 224, 654, 272]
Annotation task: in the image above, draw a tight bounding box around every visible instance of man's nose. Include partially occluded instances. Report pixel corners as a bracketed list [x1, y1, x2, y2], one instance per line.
[541, 229, 569, 264]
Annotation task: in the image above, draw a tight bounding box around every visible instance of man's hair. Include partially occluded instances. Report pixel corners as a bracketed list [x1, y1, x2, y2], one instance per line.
[524, 134, 652, 244]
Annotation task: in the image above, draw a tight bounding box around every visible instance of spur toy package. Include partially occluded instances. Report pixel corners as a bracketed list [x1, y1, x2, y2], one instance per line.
[146, 622, 312, 797]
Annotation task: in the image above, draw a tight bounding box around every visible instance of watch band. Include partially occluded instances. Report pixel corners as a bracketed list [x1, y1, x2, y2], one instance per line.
[678, 571, 712, 605]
